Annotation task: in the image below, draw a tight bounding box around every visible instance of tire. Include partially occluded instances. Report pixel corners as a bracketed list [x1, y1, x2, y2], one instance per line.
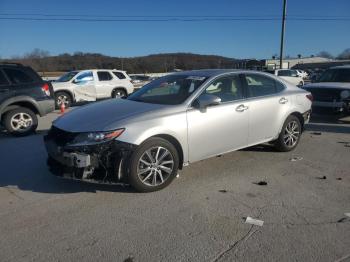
[55, 91, 72, 109]
[112, 88, 127, 99]
[274, 115, 302, 152]
[128, 137, 179, 192]
[3, 107, 38, 136]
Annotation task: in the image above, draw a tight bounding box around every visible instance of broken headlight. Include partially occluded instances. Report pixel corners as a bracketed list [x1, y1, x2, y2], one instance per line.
[69, 129, 125, 146]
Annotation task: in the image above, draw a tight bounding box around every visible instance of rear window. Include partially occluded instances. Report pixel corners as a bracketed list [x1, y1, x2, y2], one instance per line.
[0, 70, 9, 85]
[319, 68, 350, 82]
[113, 71, 126, 79]
[3, 68, 34, 84]
[97, 71, 113, 81]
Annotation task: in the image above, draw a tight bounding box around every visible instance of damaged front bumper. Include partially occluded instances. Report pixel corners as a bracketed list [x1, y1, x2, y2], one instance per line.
[44, 128, 136, 183]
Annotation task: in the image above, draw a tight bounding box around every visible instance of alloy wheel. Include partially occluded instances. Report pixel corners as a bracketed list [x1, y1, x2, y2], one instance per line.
[283, 120, 300, 147]
[10, 113, 33, 131]
[137, 146, 174, 186]
[57, 95, 69, 106]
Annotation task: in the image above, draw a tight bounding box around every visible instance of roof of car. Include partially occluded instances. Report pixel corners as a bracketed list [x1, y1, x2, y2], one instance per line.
[173, 69, 240, 77]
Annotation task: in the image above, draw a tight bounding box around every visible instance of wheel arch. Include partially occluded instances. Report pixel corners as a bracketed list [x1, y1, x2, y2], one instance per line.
[150, 134, 184, 170]
[111, 87, 128, 96]
[0, 97, 40, 122]
[54, 90, 74, 100]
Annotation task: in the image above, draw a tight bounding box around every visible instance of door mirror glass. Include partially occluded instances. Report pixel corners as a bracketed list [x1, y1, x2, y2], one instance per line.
[193, 94, 221, 110]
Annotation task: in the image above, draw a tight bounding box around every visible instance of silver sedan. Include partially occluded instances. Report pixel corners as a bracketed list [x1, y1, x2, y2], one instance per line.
[45, 69, 312, 192]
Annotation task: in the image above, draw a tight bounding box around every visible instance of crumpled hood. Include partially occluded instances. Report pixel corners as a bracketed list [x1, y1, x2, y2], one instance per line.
[53, 99, 165, 132]
[304, 82, 350, 90]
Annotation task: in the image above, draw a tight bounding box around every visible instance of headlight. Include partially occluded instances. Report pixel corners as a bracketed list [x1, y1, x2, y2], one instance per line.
[70, 129, 125, 146]
[340, 90, 350, 99]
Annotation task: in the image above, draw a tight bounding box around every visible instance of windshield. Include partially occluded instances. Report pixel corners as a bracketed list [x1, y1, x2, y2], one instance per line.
[128, 74, 207, 105]
[56, 71, 79, 82]
[318, 68, 350, 83]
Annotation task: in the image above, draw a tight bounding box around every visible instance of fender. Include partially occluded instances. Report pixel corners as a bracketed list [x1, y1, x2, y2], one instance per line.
[0, 96, 45, 121]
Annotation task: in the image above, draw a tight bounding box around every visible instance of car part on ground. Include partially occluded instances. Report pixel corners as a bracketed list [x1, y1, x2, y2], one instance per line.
[45, 69, 312, 192]
[0, 63, 55, 136]
[52, 69, 134, 108]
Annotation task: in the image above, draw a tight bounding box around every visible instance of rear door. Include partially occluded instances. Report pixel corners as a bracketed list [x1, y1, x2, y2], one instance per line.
[0, 69, 12, 104]
[72, 71, 96, 102]
[95, 71, 114, 98]
[242, 73, 288, 145]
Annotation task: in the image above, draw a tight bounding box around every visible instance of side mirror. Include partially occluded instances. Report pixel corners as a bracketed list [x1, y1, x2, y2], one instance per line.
[193, 94, 221, 111]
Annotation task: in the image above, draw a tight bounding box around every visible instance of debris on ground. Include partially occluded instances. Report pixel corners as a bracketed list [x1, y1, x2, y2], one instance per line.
[124, 256, 134, 262]
[316, 176, 327, 180]
[345, 143, 350, 148]
[337, 214, 350, 223]
[176, 174, 180, 178]
[336, 177, 342, 180]
[345, 213, 350, 218]
[253, 181, 268, 186]
[219, 189, 227, 193]
[311, 132, 322, 135]
[245, 216, 264, 226]
[290, 156, 303, 162]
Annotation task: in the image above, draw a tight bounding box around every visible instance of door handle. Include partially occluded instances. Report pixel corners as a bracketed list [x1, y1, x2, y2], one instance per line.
[279, 97, 288, 104]
[236, 104, 249, 112]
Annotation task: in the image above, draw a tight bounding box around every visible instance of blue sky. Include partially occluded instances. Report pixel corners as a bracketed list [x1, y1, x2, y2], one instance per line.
[0, 0, 349, 59]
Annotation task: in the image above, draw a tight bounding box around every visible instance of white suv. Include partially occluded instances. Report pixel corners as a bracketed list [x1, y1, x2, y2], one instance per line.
[52, 69, 134, 108]
[274, 69, 304, 86]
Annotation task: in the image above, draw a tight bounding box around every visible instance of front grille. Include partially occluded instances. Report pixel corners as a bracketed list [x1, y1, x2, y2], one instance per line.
[47, 126, 78, 146]
[306, 88, 341, 102]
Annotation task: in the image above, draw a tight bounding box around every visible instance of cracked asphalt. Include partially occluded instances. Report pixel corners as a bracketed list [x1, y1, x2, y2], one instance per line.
[0, 111, 349, 262]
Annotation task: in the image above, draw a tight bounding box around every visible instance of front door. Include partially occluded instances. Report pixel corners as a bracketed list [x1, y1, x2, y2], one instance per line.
[72, 71, 96, 102]
[187, 74, 249, 162]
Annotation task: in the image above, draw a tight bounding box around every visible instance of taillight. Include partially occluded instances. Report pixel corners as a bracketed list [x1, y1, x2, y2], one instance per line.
[42, 83, 50, 96]
[306, 94, 313, 102]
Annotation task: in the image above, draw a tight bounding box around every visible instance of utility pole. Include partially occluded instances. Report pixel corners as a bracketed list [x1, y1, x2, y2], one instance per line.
[279, 0, 287, 69]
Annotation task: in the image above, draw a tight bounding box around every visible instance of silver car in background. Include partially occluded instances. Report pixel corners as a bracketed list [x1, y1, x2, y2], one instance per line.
[44, 69, 312, 192]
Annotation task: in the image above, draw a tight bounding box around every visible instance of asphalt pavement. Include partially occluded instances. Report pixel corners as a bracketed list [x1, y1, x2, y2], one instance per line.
[0, 110, 349, 262]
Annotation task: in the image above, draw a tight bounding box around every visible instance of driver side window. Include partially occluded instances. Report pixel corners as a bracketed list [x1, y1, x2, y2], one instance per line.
[204, 75, 243, 103]
[75, 71, 94, 84]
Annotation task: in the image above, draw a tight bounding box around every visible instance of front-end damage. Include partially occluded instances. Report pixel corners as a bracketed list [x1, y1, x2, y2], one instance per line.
[44, 126, 136, 184]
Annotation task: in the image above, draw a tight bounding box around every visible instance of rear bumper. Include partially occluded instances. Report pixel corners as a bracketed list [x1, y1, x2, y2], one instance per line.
[37, 99, 55, 116]
[44, 135, 136, 183]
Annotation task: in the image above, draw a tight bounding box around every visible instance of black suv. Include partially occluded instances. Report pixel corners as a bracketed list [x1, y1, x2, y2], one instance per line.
[0, 63, 55, 136]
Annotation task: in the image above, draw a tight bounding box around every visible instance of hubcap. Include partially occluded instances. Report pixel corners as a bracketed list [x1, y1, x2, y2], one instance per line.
[57, 95, 69, 106]
[137, 146, 174, 186]
[283, 120, 300, 147]
[10, 113, 33, 131]
[114, 91, 125, 98]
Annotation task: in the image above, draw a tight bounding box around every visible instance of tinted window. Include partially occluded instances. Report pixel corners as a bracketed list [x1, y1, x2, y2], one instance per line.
[245, 74, 283, 97]
[113, 71, 126, 79]
[319, 69, 350, 82]
[3, 68, 33, 84]
[0, 70, 9, 85]
[128, 74, 207, 105]
[97, 71, 113, 81]
[277, 70, 291, 77]
[204, 75, 243, 102]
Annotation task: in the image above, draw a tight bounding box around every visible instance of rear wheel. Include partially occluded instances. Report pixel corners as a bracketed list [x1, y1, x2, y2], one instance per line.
[128, 137, 179, 192]
[55, 91, 72, 109]
[274, 115, 302, 152]
[3, 107, 38, 136]
[112, 89, 127, 99]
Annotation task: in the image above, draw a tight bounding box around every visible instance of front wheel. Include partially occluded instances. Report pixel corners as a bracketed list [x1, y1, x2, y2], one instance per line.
[55, 91, 72, 109]
[128, 137, 179, 192]
[3, 107, 38, 136]
[274, 115, 302, 152]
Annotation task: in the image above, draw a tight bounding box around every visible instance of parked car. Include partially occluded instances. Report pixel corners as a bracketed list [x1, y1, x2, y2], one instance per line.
[0, 63, 55, 136]
[130, 75, 153, 89]
[52, 69, 134, 108]
[44, 69, 312, 192]
[274, 69, 304, 86]
[303, 65, 350, 115]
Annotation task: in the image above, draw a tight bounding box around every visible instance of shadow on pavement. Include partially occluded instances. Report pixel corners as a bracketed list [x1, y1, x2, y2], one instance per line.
[0, 132, 135, 194]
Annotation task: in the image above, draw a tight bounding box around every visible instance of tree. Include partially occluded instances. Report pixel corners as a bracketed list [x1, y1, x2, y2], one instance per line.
[24, 48, 49, 59]
[297, 54, 302, 59]
[337, 48, 350, 60]
[317, 51, 333, 59]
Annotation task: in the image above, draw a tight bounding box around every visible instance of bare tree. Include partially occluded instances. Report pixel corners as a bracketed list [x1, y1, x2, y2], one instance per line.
[317, 51, 334, 59]
[337, 48, 350, 60]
